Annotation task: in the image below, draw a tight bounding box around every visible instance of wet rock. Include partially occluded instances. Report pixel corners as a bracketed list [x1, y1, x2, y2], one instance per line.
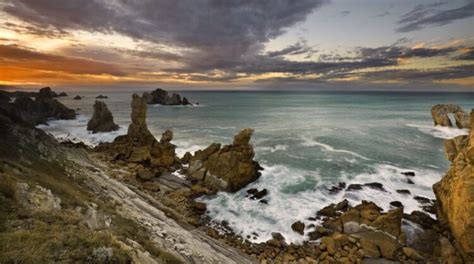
[73, 95, 82, 100]
[396, 189, 411, 195]
[328, 182, 346, 194]
[346, 184, 363, 191]
[259, 199, 268, 204]
[403, 211, 437, 230]
[87, 101, 119, 133]
[364, 182, 386, 191]
[335, 199, 349, 212]
[185, 128, 262, 192]
[58, 92, 68, 97]
[401, 171, 415, 177]
[246, 188, 258, 195]
[266, 232, 286, 248]
[96, 94, 108, 99]
[407, 178, 414, 184]
[413, 196, 431, 204]
[317, 204, 336, 217]
[291, 221, 305, 235]
[181, 152, 192, 164]
[390, 201, 403, 208]
[250, 189, 268, 200]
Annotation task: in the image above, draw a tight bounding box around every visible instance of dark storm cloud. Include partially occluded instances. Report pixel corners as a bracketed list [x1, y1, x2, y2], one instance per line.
[361, 64, 474, 81]
[397, 0, 474, 32]
[3, 0, 328, 73]
[358, 45, 458, 60]
[456, 47, 474, 60]
[266, 41, 316, 58]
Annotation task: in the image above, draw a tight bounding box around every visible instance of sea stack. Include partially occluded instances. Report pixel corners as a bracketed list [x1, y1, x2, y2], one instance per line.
[434, 109, 474, 261]
[142, 88, 192, 106]
[185, 128, 263, 192]
[87, 100, 119, 133]
[95, 94, 180, 173]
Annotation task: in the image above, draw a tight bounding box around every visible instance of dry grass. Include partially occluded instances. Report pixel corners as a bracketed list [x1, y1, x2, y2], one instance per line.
[0, 175, 16, 200]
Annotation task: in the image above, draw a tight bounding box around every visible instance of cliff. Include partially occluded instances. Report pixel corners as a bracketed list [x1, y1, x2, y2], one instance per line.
[434, 109, 474, 261]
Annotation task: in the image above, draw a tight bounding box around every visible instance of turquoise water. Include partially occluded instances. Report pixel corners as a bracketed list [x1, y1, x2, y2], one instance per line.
[39, 90, 473, 243]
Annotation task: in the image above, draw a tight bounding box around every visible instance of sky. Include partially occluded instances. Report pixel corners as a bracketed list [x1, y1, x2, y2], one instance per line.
[0, 0, 473, 90]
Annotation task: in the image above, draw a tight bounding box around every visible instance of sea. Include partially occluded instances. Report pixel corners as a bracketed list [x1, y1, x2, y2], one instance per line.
[37, 89, 473, 243]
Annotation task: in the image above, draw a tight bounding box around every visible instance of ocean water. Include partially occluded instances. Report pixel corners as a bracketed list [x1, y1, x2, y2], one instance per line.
[38, 90, 473, 243]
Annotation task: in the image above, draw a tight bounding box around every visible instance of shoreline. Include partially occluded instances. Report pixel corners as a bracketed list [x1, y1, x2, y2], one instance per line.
[1, 88, 472, 263]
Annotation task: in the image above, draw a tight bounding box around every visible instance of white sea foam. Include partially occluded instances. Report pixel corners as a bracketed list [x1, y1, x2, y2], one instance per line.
[256, 144, 288, 153]
[406, 123, 469, 139]
[37, 115, 127, 146]
[301, 137, 371, 160]
[201, 162, 442, 244]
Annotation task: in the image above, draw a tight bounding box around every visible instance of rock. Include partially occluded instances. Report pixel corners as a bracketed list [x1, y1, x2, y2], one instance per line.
[360, 208, 380, 222]
[58, 92, 68, 97]
[370, 208, 403, 238]
[413, 196, 431, 204]
[136, 169, 155, 181]
[390, 201, 403, 208]
[266, 232, 286, 248]
[87, 101, 119, 133]
[246, 188, 258, 195]
[401, 171, 415, 177]
[354, 231, 399, 260]
[318, 204, 336, 217]
[335, 199, 349, 212]
[359, 237, 380, 258]
[363, 182, 386, 191]
[94, 94, 180, 172]
[181, 152, 192, 164]
[403, 247, 423, 261]
[433, 110, 474, 261]
[396, 189, 411, 195]
[185, 128, 262, 192]
[407, 178, 414, 184]
[403, 211, 437, 230]
[431, 104, 470, 128]
[291, 221, 305, 235]
[444, 135, 468, 162]
[143, 88, 192, 106]
[16, 183, 61, 212]
[73, 95, 82, 100]
[320, 236, 336, 255]
[250, 189, 268, 200]
[328, 182, 346, 194]
[346, 184, 362, 191]
[341, 209, 360, 234]
[96, 94, 108, 99]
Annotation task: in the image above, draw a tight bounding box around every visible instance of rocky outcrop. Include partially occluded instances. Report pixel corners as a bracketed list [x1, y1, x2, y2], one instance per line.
[184, 128, 262, 192]
[431, 104, 470, 128]
[95, 94, 180, 174]
[0, 87, 76, 126]
[87, 101, 119, 133]
[434, 109, 474, 261]
[143, 88, 192, 106]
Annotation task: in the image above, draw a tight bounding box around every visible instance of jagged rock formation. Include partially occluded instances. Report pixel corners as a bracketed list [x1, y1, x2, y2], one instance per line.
[185, 128, 262, 192]
[434, 109, 474, 261]
[143, 88, 192, 106]
[0, 87, 76, 126]
[87, 101, 119, 133]
[95, 94, 180, 173]
[431, 104, 470, 128]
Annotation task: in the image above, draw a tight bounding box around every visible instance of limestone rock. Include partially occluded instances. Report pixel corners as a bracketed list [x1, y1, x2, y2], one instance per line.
[95, 94, 180, 172]
[433, 109, 474, 261]
[185, 129, 262, 192]
[87, 101, 119, 133]
[431, 104, 470, 128]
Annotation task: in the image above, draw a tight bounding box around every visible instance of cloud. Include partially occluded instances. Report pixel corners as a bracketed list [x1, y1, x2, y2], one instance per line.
[0, 44, 125, 76]
[340, 10, 351, 17]
[2, 0, 328, 74]
[358, 45, 458, 60]
[266, 41, 317, 58]
[2, 22, 69, 38]
[397, 1, 474, 32]
[456, 47, 474, 60]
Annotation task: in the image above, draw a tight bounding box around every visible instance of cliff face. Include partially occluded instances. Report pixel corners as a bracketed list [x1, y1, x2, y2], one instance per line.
[434, 109, 474, 261]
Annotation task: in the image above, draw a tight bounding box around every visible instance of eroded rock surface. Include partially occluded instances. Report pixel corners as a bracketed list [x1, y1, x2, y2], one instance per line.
[185, 128, 262, 192]
[95, 94, 180, 174]
[431, 104, 470, 128]
[87, 101, 119, 133]
[434, 109, 474, 261]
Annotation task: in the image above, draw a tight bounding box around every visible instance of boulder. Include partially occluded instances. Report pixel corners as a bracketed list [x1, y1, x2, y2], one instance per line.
[433, 109, 474, 261]
[185, 128, 262, 192]
[73, 95, 82, 100]
[87, 101, 119, 133]
[291, 221, 305, 235]
[370, 208, 403, 238]
[96, 94, 108, 99]
[142, 88, 192, 106]
[431, 104, 470, 128]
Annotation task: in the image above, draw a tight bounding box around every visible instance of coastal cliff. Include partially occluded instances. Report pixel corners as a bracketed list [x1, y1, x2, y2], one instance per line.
[434, 109, 474, 261]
